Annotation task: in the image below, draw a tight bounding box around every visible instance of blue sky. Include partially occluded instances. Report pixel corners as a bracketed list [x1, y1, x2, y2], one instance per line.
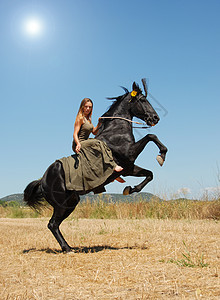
[0, 0, 220, 199]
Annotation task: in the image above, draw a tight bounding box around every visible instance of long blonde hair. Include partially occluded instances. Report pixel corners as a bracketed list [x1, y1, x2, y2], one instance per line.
[76, 98, 93, 122]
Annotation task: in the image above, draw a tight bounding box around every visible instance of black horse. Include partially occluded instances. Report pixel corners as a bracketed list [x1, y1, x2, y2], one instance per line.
[24, 80, 167, 252]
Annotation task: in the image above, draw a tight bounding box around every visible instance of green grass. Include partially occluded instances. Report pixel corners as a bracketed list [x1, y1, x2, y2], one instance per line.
[167, 241, 209, 268]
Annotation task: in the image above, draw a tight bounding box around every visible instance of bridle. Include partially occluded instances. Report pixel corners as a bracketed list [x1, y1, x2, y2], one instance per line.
[100, 95, 152, 129]
[132, 93, 154, 125]
[99, 87, 154, 129]
[99, 116, 150, 127]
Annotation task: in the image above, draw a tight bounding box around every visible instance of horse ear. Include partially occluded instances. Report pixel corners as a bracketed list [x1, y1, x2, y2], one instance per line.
[132, 82, 139, 91]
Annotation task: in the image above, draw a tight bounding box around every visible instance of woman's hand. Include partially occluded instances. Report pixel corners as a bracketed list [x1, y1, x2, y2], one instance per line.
[75, 143, 81, 153]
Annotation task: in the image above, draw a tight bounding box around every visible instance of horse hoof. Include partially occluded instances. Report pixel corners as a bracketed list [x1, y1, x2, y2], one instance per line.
[156, 155, 164, 166]
[63, 247, 73, 253]
[123, 186, 131, 195]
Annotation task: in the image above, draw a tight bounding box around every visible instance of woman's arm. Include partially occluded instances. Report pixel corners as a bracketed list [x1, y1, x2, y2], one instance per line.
[73, 116, 83, 153]
[92, 118, 102, 135]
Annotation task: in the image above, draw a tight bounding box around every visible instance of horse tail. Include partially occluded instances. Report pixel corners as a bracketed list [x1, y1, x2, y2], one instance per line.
[23, 179, 45, 210]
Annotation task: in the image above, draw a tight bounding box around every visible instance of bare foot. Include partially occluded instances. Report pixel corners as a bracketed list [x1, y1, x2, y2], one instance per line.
[114, 165, 123, 172]
[115, 176, 126, 183]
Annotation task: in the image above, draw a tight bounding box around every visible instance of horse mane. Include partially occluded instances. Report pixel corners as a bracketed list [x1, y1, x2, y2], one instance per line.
[102, 86, 129, 117]
[102, 95, 124, 117]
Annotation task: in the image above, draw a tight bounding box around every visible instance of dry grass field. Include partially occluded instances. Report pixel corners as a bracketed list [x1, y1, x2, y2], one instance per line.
[0, 217, 219, 299]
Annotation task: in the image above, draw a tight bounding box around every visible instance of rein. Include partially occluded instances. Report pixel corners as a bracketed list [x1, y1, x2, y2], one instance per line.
[99, 116, 151, 129]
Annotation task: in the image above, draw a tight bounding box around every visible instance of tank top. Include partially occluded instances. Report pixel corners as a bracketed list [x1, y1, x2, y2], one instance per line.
[78, 117, 93, 142]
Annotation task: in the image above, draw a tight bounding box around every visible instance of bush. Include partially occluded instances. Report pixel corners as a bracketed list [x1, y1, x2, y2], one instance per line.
[0, 197, 220, 220]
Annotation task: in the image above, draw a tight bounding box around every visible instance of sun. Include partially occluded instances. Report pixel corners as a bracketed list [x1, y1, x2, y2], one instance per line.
[24, 18, 43, 36]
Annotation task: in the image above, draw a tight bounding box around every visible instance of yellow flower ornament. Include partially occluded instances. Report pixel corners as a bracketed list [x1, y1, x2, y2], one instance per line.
[131, 90, 137, 97]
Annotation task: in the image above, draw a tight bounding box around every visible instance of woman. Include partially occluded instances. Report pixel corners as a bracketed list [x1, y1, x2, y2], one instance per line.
[73, 98, 123, 170]
[70, 98, 124, 191]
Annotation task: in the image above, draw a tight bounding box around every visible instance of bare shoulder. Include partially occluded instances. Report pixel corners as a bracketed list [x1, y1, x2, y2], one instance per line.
[75, 116, 84, 126]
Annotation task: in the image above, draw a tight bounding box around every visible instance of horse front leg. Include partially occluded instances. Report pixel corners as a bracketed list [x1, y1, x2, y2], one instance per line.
[130, 134, 168, 166]
[123, 165, 153, 195]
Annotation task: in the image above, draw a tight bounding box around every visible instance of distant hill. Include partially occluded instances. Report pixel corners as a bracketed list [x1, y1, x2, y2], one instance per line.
[0, 193, 24, 203]
[80, 192, 160, 203]
[0, 193, 25, 207]
[0, 192, 160, 206]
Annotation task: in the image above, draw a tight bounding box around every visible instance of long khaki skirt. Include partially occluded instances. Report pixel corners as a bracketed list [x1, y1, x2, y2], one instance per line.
[58, 139, 117, 191]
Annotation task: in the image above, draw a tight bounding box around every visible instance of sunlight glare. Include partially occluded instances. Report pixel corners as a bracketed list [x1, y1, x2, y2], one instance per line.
[24, 18, 43, 36]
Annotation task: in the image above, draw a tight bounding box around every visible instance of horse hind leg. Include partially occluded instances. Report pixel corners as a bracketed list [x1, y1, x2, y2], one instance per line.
[48, 194, 80, 253]
[123, 165, 153, 195]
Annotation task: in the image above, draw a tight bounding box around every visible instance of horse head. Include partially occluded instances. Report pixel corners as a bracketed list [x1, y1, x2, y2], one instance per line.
[129, 81, 160, 127]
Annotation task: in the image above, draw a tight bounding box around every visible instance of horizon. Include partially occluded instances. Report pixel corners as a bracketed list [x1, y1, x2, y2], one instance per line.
[0, 190, 217, 202]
